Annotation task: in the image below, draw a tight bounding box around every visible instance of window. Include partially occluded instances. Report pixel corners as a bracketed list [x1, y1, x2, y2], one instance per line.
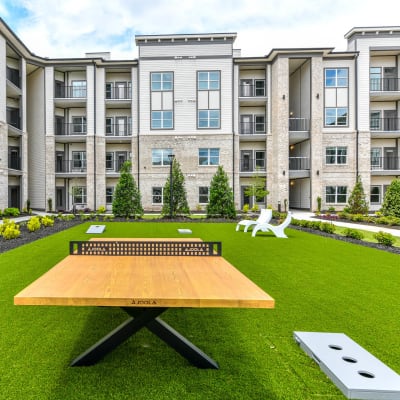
[71, 80, 86, 98]
[72, 116, 87, 134]
[199, 148, 220, 166]
[370, 186, 381, 204]
[199, 187, 209, 204]
[325, 186, 347, 203]
[326, 147, 347, 164]
[72, 187, 87, 204]
[371, 148, 382, 169]
[106, 152, 114, 170]
[106, 187, 114, 204]
[151, 72, 173, 91]
[370, 67, 381, 91]
[254, 115, 265, 133]
[152, 187, 163, 204]
[325, 69, 348, 87]
[72, 151, 86, 170]
[151, 111, 173, 129]
[198, 110, 220, 128]
[254, 80, 265, 96]
[255, 151, 266, 169]
[325, 108, 348, 126]
[370, 111, 381, 130]
[152, 149, 173, 166]
[198, 71, 220, 90]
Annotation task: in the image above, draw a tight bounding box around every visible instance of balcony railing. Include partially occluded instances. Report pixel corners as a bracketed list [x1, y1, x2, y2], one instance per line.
[289, 118, 310, 132]
[105, 87, 132, 100]
[239, 122, 265, 135]
[8, 157, 21, 170]
[239, 158, 266, 172]
[106, 124, 132, 136]
[370, 78, 400, 92]
[371, 157, 400, 170]
[55, 85, 87, 98]
[289, 157, 310, 170]
[55, 122, 87, 136]
[370, 118, 400, 132]
[55, 160, 87, 173]
[6, 67, 20, 87]
[239, 84, 266, 97]
[106, 159, 128, 172]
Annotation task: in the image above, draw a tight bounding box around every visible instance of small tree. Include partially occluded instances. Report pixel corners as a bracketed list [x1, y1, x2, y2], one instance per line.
[162, 158, 190, 217]
[345, 175, 369, 215]
[381, 178, 400, 218]
[207, 165, 236, 219]
[112, 161, 143, 218]
[244, 172, 269, 209]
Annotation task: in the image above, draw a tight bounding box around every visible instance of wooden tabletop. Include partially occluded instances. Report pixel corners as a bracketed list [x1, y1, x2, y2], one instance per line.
[14, 239, 275, 309]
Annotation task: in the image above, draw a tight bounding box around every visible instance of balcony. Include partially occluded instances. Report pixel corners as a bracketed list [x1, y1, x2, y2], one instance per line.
[239, 158, 266, 173]
[8, 156, 21, 170]
[106, 159, 128, 174]
[371, 157, 400, 175]
[106, 124, 132, 140]
[289, 157, 310, 179]
[55, 122, 87, 136]
[370, 118, 400, 138]
[54, 84, 87, 107]
[370, 78, 400, 101]
[105, 85, 132, 109]
[55, 160, 87, 174]
[239, 122, 266, 136]
[239, 83, 267, 106]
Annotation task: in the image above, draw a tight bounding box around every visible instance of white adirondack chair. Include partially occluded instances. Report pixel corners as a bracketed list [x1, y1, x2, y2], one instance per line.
[251, 212, 292, 238]
[236, 208, 272, 232]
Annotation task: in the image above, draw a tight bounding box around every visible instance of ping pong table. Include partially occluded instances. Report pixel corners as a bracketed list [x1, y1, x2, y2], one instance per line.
[14, 238, 275, 369]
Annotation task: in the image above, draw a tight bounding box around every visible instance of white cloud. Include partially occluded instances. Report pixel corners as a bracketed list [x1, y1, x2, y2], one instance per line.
[3, 0, 400, 59]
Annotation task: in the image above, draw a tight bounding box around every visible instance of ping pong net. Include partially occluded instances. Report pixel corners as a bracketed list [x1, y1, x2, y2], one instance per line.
[69, 240, 222, 257]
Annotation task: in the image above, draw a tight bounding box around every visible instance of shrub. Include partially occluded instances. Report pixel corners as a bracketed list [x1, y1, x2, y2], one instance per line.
[349, 213, 365, 222]
[27, 216, 41, 232]
[1, 220, 20, 239]
[251, 204, 259, 212]
[343, 228, 364, 240]
[3, 207, 20, 217]
[381, 178, 400, 218]
[320, 222, 336, 234]
[242, 204, 249, 214]
[97, 206, 106, 214]
[373, 231, 396, 247]
[345, 176, 369, 215]
[41, 216, 54, 227]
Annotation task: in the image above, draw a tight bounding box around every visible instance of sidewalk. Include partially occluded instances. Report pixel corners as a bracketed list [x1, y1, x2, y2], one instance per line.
[290, 210, 400, 238]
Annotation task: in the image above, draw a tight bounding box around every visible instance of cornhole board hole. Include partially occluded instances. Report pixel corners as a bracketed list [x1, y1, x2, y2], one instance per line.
[86, 225, 106, 234]
[294, 331, 400, 400]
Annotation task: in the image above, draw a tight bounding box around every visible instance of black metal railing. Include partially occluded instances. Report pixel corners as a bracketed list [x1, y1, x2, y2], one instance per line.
[55, 160, 87, 173]
[289, 118, 310, 132]
[370, 118, 400, 132]
[239, 158, 266, 172]
[370, 78, 400, 92]
[371, 157, 400, 170]
[106, 159, 128, 172]
[6, 67, 20, 87]
[8, 156, 21, 170]
[54, 85, 87, 98]
[239, 122, 265, 135]
[105, 86, 132, 100]
[239, 84, 266, 97]
[55, 122, 87, 136]
[106, 124, 132, 136]
[289, 157, 310, 170]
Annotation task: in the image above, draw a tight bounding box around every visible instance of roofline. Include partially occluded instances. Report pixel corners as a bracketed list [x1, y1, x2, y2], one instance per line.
[345, 26, 400, 39]
[135, 32, 237, 43]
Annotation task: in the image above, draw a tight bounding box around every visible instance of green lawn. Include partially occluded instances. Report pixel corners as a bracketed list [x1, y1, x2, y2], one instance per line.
[1, 222, 400, 400]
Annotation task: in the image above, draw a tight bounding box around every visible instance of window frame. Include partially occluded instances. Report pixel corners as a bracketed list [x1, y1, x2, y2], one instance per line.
[325, 186, 347, 204]
[198, 186, 209, 204]
[198, 148, 220, 166]
[325, 107, 348, 127]
[151, 72, 173, 92]
[198, 109, 220, 129]
[151, 110, 173, 129]
[106, 187, 114, 204]
[325, 146, 347, 165]
[325, 68, 348, 88]
[71, 151, 86, 170]
[72, 186, 87, 204]
[370, 185, 381, 204]
[71, 116, 87, 134]
[152, 187, 163, 204]
[152, 149, 173, 166]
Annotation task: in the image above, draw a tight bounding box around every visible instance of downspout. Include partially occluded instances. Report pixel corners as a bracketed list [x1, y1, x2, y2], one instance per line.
[232, 58, 235, 204]
[136, 63, 140, 189]
[92, 61, 97, 211]
[355, 47, 359, 177]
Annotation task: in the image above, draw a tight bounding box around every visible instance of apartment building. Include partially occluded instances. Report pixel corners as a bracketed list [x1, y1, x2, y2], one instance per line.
[1, 18, 400, 213]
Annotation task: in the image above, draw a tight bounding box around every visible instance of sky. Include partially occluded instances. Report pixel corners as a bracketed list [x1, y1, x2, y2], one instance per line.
[1, 0, 400, 60]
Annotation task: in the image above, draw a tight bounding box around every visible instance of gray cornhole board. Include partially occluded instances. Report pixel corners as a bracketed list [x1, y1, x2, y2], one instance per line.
[86, 225, 106, 234]
[178, 229, 192, 234]
[294, 331, 400, 399]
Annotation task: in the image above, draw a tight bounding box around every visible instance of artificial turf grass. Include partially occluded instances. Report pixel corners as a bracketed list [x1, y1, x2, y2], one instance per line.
[1, 222, 400, 399]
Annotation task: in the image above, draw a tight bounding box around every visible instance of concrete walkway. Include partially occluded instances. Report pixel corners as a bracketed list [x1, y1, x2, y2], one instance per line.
[290, 210, 400, 238]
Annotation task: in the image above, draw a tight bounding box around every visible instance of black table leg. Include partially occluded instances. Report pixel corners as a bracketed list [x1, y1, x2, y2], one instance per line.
[124, 308, 219, 369]
[71, 307, 219, 369]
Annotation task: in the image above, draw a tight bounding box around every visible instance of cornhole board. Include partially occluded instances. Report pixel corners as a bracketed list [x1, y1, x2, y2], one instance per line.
[86, 225, 106, 234]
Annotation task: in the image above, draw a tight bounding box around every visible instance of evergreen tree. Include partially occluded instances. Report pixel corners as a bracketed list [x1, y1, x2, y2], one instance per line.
[112, 161, 143, 217]
[207, 165, 236, 218]
[345, 175, 369, 214]
[381, 178, 400, 217]
[162, 158, 190, 217]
